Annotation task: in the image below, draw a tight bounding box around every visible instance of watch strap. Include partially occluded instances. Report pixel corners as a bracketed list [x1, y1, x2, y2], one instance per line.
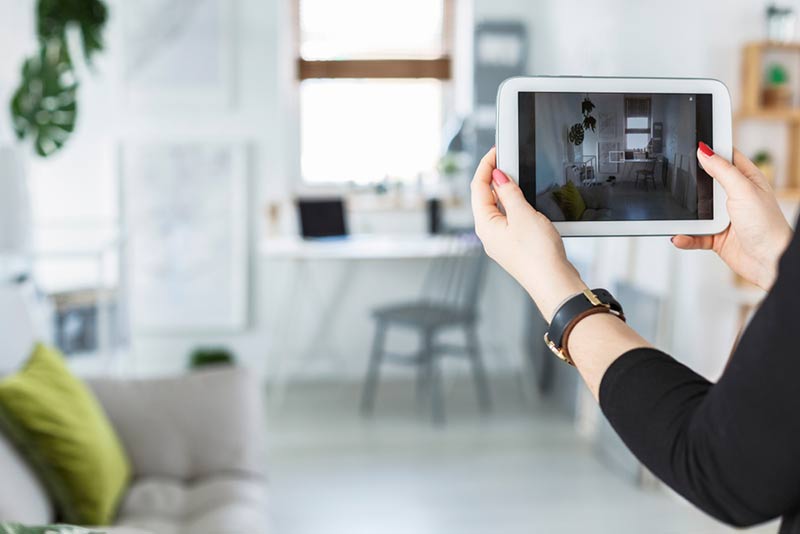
[545, 289, 625, 365]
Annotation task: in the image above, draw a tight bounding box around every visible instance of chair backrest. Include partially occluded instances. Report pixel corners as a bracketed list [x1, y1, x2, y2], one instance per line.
[419, 232, 488, 313]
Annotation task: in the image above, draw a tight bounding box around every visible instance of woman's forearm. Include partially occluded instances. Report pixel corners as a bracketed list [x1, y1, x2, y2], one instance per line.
[565, 312, 651, 400]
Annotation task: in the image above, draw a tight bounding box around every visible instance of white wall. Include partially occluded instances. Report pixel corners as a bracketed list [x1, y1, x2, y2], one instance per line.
[0, 0, 531, 379]
[4, 0, 800, 381]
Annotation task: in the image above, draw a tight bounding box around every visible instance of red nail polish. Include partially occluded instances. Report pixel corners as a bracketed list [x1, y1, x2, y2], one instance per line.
[492, 169, 509, 186]
[698, 141, 714, 157]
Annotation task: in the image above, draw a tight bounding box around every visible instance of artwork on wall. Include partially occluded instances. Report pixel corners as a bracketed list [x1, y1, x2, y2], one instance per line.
[598, 141, 621, 174]
[120, 0, 237, 109]
[121, 141, 248, 332]
[598, 111, 618, 139]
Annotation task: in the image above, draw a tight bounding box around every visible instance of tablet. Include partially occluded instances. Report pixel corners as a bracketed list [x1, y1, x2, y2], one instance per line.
[496, 77, 732, 236]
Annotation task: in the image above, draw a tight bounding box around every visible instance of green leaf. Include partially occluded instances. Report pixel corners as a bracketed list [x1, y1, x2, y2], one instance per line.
[36, 0, 108, 64]
[10, 40, 79, 158]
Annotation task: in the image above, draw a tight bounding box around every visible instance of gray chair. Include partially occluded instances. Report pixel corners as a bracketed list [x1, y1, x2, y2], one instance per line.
[360, 233, 491, 424]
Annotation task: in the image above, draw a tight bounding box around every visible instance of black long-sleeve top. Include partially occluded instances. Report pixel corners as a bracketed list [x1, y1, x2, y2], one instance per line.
[600, 224, 800, 533]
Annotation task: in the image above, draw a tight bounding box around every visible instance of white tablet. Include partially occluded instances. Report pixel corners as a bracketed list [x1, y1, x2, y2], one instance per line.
[496, 76, 732, 236]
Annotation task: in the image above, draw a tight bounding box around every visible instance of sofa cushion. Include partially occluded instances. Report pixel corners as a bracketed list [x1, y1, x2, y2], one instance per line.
[88, 368, 265, 482]
[0, 344, 130, 526]
[581, 208, 612, 221]
[577, 185, 611, 210]
[552, 182, 586, 221]
[534, 190, 566, 221]
[116, 476, 269, 534]
[0, 430, 53, 523]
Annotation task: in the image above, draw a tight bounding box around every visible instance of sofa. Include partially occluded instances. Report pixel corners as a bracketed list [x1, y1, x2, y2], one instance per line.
[535, 183, 612, 221]
[0, 282, 270, 534]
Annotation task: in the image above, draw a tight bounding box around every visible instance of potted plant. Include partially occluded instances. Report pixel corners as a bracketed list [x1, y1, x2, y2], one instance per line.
[763, 63, 793, 108]
[753, 150, 776, 185]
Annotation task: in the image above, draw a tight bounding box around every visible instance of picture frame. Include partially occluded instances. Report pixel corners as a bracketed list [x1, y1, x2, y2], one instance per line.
[599, 142, 621, 174]
[598, 111, 618, 139]
[120, 140, 249, 333]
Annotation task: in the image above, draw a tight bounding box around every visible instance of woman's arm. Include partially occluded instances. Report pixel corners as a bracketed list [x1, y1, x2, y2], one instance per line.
[601, 229, 800, 525]
[472, 150, 651, 398]
[471, 145, 797, 526]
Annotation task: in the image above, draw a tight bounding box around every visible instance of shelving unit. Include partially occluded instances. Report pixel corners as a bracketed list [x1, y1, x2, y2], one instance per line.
[738, 41, 800, 196]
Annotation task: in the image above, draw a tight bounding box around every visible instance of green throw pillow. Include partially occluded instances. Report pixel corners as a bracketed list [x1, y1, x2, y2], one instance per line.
[552, 181, 587, 221]
[0, 344, 130, 526]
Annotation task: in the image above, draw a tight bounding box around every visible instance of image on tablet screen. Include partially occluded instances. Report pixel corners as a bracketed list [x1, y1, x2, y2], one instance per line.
[517, 92, 714, 222]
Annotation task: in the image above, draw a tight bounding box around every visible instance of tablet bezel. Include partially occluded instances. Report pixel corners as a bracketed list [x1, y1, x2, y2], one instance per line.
[496, 76, 731, 237]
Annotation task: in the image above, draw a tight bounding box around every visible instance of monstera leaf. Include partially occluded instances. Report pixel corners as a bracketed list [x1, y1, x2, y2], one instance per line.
[37, 0, 108, 64]
[10, 40, 78, 157]
[567, 123, 585, 146]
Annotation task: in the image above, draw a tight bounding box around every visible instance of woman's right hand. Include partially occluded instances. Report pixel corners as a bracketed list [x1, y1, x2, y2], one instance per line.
[671, 143, 792, 290]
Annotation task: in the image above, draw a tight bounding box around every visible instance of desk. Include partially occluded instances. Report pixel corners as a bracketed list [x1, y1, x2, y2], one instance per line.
[261, 234, 479, 405]
[260, 234, 465, 260]
[621, 158, 656, 180]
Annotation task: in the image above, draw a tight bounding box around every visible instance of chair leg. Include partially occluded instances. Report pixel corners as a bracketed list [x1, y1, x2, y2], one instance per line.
[465, 326, 491, 412]
[360, 321, 387, 416]
[422, 330, 445, 425]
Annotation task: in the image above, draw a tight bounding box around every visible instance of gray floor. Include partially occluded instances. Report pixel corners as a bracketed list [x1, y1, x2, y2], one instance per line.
[606, 181, 696, 220]
[266, 376, 777, 534]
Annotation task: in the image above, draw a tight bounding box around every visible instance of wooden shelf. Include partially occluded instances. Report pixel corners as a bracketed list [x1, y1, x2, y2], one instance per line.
[738, 42, 800, 190]
[736, 108, 800, 122]
[746, 41, 800, 52]
[776, 187, 800, 200]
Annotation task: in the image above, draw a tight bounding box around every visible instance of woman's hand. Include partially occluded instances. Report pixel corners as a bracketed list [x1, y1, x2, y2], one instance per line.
[672, 144, 793, 291]
[471, 148, 587, 321]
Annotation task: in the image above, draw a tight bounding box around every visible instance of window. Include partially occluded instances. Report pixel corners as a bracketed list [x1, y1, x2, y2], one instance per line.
[297, 0, 452, 184]
[625, 96, 651, 150]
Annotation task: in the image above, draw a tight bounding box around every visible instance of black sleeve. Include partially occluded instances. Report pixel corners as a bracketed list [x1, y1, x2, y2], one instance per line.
[599, 227, 800, 528]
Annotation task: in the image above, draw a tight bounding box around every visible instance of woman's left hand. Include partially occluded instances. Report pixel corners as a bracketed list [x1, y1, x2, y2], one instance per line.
[471, 148, 587, 321]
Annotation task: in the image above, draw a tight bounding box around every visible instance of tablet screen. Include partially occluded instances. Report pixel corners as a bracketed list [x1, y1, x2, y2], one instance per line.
[517, 92, 714, 222]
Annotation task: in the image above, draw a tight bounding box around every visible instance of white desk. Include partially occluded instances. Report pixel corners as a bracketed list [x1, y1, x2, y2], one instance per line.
[261, 234, 479, 405]
[260, 234, 468, 260]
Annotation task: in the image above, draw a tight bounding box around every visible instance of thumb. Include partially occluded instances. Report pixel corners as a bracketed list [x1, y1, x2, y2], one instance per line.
[697, 142, 749, 196]
[491, 169, 533, 215]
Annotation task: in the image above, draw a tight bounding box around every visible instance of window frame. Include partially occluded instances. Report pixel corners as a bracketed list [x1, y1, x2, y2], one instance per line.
[624, 96, 652, 151]
[295, 0, 454, 81]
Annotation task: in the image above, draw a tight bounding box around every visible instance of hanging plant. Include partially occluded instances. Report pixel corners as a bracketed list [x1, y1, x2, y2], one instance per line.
[581, 97, 597, 132]
[11, 41, 78, 157]
[9, 0, 108, 158]
[568, 97, 597, 146]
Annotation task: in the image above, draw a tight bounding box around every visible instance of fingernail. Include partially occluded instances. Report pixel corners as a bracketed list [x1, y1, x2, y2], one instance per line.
[698, 141, 714, 157]
[670, 236, 676, 243]
[492, 169, 509, 186]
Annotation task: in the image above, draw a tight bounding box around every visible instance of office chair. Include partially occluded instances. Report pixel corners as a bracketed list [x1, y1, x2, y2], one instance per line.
[360, 233, 491, 425]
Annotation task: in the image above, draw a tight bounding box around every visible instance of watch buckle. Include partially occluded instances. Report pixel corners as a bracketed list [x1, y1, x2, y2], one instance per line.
[543, 333, 575, 366]
[583, 289, 610, 309]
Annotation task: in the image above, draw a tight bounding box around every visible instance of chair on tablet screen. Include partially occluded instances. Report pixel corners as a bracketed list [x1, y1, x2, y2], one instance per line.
[634, 158, 658, 190]
[360, 233, 490, 425]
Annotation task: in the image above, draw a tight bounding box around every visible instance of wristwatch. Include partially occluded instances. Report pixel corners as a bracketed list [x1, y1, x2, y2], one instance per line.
[544, 288, 625, 366]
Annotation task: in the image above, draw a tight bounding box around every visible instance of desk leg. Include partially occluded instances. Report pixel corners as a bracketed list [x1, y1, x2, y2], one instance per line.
[268, 259, 356, 409]
[301, 259, 356, 371]
[267, 259, 307, 408]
